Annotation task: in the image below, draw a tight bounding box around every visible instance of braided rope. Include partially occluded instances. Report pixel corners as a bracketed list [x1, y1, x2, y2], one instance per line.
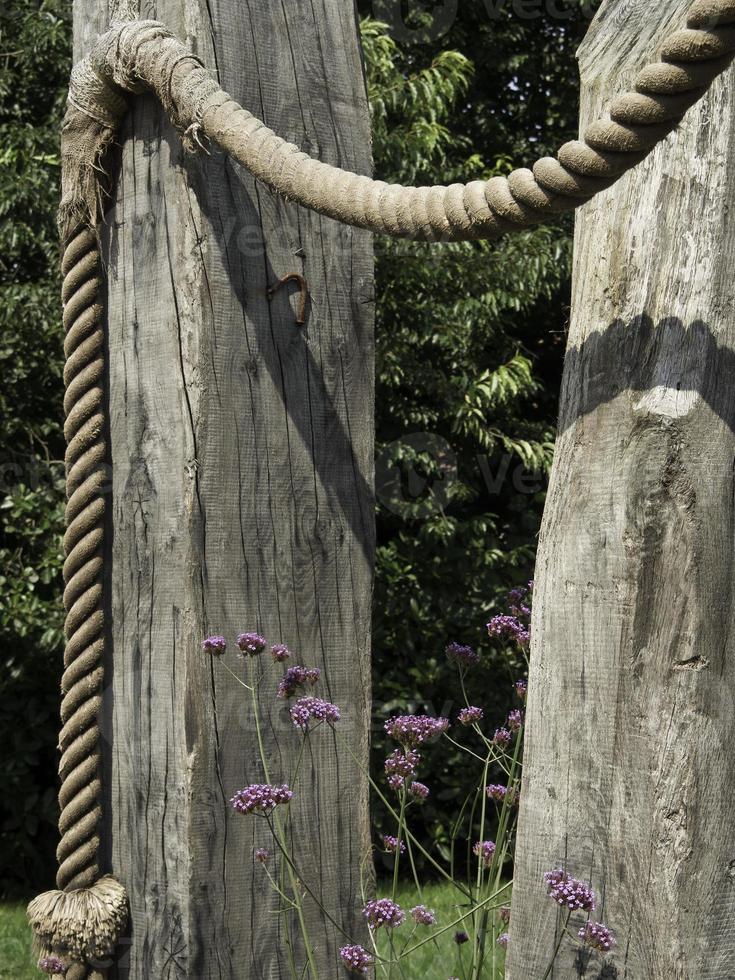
[58, 224, 106, 896]
[70, 0, 735, 244]
[30, 0, 735, 974]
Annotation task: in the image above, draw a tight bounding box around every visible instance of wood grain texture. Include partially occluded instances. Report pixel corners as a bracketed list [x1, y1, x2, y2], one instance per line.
[72, 1, 375, 976]
[506, 2, 735, 978]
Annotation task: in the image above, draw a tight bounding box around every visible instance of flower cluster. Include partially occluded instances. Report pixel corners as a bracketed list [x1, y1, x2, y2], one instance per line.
[473, 839, 496, 868]
[408, 780, 429, 801]
[382, 834, 406, 854]
[487, 614, 530, 646]
[445, 641, 479, 668]
[493, 727, 512, 748]
[270, 643, 291, 662]
[202, 635, 227, 656]
[497, 933, 510, 948]
[579, 920, 616, 952]
[38, 958, 66, 977]
[507, 584, 531, 616]
[339, 944, 374, 974]
[544, 869, 596, 912]
[363, 898, 405, 930]
[385, 714, 450, 748]
[385, 748, 420, 779]
[236, 632, 267, 655]
[277, 665, 321, 699]
[410, 904, 437, 926]
[290, 696, 340, 730]
[254, 847, 269, 864]
[515, 679, 528, 700]
[507, 709, 524, 731]
[458, 706, 483, 726]
[486, 783, 507, 802]
[230, 783, 293, 816]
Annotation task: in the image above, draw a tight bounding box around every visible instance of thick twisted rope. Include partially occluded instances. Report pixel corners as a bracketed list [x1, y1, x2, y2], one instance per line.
[29, 0, 735, 974]
[60, 0, 735, 243]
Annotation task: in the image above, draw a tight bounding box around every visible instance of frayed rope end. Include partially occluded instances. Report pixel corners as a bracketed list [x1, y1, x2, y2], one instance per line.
[28, 876, 128, 967]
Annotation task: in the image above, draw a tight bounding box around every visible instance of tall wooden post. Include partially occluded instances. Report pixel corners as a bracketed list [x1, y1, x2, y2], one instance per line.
[507, 1, 735, 977]
[73, 1, 375, 976]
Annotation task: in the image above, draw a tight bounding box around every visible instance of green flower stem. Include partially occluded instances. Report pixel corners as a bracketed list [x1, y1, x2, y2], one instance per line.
[219, 658, 254, 692]
[541, 910, 572, 980]
[245, 657, 318, 980]
[333, 729, 471, 899]
[399, 884, 510, 958]
[266, 817, 357, 943]
[470, 754, 491, 977]
[443, 732, 488, 763]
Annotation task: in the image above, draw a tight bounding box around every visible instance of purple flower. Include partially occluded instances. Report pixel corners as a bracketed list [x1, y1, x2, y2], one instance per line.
[382, 834, 406, 854]
[579, 921, 616, 952]
[458, 706, 484, 726]
[499, 905, 511, 924]
[507, 709, 524, 731]
[544, 869, 596, 912]
[384, 714, 450, 748]
[515, 679, 528, 701]
[507, 586, 528, 606]
[454, 931, 469, 945]
[473, 839, 496, 868]
[486, 783, 507, 802]
[38, 958, 66, 976]
[408, 780, 429, 801]
[271, 643, 291, 662]
[254, 847, 269, 863]
[497, 933, 510, 948]
[487, 615, 530, 646]
[385, 749, 420, 779]
[388, 774, 403, 792]
[411, 904, 437, 926]
[277, 665, 321, 699]
[290, 696, 340, 730]
[231, 783, 293, 816]
[339, 944, 374, 974]
[445, 641, 479, 668]
[363, 898, 405, 930]
[202, 635, 227, 656]
[493, 727, 512, 748]
[236, 632, 267, 655]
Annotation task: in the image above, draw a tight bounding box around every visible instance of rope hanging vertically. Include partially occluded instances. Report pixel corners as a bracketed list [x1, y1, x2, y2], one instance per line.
[28, 0, 735, 974]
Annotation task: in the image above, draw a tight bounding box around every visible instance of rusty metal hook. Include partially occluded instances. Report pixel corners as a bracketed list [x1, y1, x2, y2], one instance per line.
[267, 273, 309, 326]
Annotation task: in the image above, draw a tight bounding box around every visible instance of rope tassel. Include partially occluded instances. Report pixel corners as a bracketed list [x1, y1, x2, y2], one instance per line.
[29, 0, 735, 973]
[28, 876, 128, 972]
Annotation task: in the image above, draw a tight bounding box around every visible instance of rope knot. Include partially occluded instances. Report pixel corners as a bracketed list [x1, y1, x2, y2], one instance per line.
[28, 876, 129, 970]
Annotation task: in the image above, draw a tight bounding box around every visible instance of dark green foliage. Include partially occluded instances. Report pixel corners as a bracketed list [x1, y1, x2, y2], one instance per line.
[0, 0, 69, 895]
[0, 0, 586, 892]
[361, 8, 585, 855]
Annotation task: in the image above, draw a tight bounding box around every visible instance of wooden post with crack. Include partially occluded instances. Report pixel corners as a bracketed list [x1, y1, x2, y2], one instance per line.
[67, 0, 375, 975]
[506, 1, 735, 977]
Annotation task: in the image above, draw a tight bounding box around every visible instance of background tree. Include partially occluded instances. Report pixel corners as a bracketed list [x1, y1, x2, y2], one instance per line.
[363, 5, 592, 854]
[0, 0, 69, 895]
[0, 0, 595, 893]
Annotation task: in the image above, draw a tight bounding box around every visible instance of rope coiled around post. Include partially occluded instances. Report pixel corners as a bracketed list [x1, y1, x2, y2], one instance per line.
[29, 0, 735, 974]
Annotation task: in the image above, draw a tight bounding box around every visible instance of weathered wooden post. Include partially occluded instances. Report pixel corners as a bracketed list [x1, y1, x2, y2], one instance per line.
[72, 1, 374, 975]
[507, 1, 735, 977]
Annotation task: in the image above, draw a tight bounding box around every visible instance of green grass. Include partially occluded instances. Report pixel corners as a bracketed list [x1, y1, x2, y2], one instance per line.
[0, 882, 508, 979]
[0, 902, 37, 980]
[373, 880, 508, 979]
